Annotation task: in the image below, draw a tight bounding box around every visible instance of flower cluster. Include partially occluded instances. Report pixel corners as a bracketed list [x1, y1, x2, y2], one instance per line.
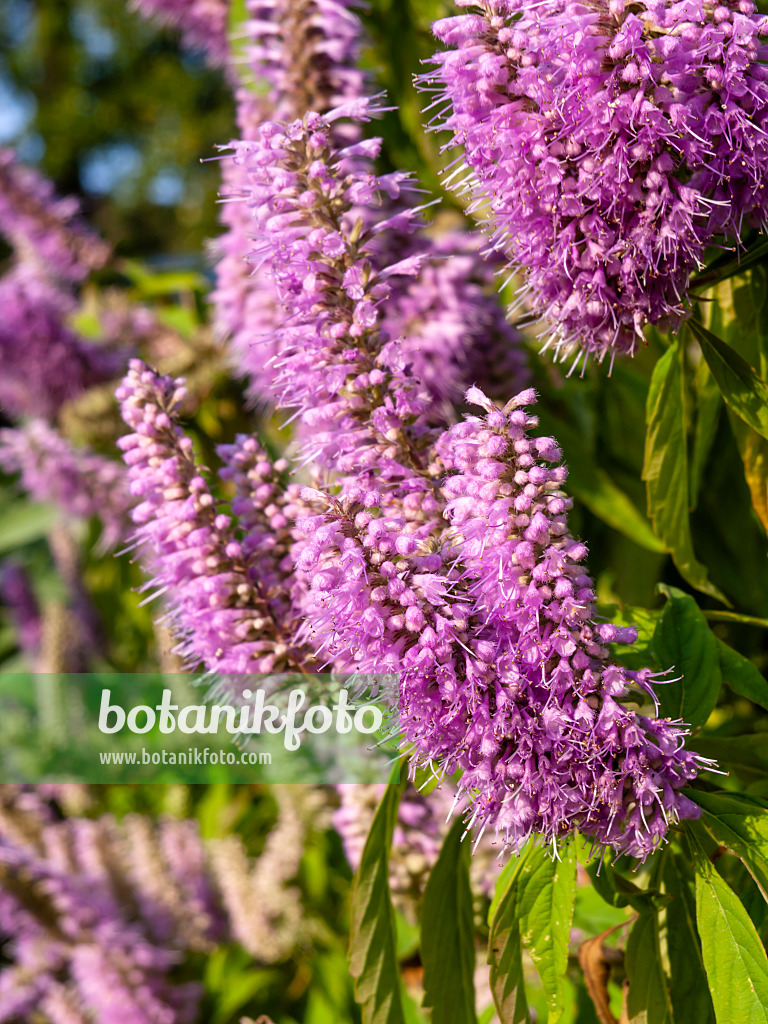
[425, 0, 768, 362]
[0, 421, 132, 552]
[213, 2, 528, 411]
[116, 360, 305, 673]
[0, 147, 109, 282]
[0, 792, 223, 1024]
[129, 0, 230, 65]
[295, 384, 706, 858]
[118, 104, 706, 858]
[380, 230, 529, 408]
[212, 0, 368, 389]
[224, 104, 440, 477]
[243, 0, 367, 127]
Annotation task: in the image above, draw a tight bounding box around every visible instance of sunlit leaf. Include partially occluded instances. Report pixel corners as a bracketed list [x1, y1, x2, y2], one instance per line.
[689, 826, 768, 1024]
[664, 855, 715, 1024]
[643, 339, 728, 603]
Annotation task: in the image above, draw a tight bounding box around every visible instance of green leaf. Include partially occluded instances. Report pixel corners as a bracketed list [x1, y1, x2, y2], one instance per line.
[728, 412, 768, 538]
[0, 502, 58, 556]
[421, 818, 478, 1024]
[348, 771, 409, 1024]
[643, 339, 728, 604]
[663, 856, 715, 1024]
[488, 849, 532, 1024]
[704, 611, 768, 630]
[716, 638, 768, 711]
[688, 790, 768, 902]
[689, 827, 768, 1024]
[488, 845, 577, 1024]
[120, 257, 209, 296]
[689, 319, 768, 443]
[518, 844, 577, 1022]
[624, 912, 673, 1024]
[651, 585, 721, 728]
[690, 734, 768, 782]
[689, 359, 722, 512]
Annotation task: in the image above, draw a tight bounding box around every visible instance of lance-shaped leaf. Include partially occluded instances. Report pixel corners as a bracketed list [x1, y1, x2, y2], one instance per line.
[349, 772, 408, 1024]
[489, 844, 577, 1024]
[689, 319, 768, 443]
[517, 843, 577, 1022]
[624, 911, 673, 1024]
[643, 340, 728, 604]
[663, 856, 715, 1024]
[421, 818, 478, 1024]
[488, 849, 533, 1024]
[688, 826, 768, 1024]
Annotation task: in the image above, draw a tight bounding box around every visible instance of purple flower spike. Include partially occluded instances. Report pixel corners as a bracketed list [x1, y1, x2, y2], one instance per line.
[212, 0, 368, 389]
[0, 422, 132, 552]
[243, 0, 367, 127]
[424, 0, 768, 365]
[0, 796, 225, 1024]
[0, 264, 121, 420]
[298, 387, 706, 860]
[116, 360, 303, 673]
[0, 149, 109, 282]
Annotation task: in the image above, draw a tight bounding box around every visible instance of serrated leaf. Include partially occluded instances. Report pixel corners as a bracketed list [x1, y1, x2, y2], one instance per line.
[716, 637, 768, 711]
[642, 340, 728, 604]
[689, 827, 768, 1024]
[488, 848, 533, 1024]
[689, 319, 768, 443]
[651, 585, 721, 728]
[348, 773, 408, 1024]
[421, 818, 478, 1024]
[688, 790, 768, 902]
[663, 856, 715, 1024]
[488, 845, 577, 1024]
[518, 844, 577, 1022]
[624, 912, 673, 1024]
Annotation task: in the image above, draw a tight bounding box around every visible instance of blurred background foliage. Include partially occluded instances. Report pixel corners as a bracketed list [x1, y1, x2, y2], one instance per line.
[0, 0, 234, 256]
